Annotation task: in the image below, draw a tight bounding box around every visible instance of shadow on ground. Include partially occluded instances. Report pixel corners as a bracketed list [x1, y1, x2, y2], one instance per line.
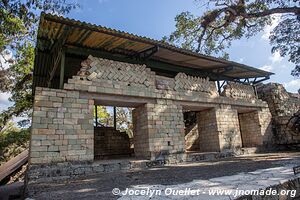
[25, 152, 300, 200]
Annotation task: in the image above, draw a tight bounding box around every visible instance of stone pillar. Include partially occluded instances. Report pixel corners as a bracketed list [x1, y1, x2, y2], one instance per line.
[238, 108, 273, 148]
[239, 111, 262, 147]
[215, 105, 242, 151]
[30, 87, 94, 164]
[132, 105, 150, 158]
[197, 106, 243, 152]
[257, 107, 273, 147]
[132, 100, 185, 161]
[149, 100, 185, 161]
[197, 108, 220, 152]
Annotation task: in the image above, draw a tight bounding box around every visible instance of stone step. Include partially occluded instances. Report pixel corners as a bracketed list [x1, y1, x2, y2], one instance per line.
[185, 151, 234, 162]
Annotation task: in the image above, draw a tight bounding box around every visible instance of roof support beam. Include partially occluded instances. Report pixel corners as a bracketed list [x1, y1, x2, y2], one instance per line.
[136, 46, 159, 60]
[63, 45, 269, 84]
[47, 28, 71, 87]
[212, 66, 234, 75]
[253, 76, 270, 84]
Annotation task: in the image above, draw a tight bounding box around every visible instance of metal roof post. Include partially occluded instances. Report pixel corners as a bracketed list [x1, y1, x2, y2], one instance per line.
[59, 50, 65, 89]
[113, 106, 117, 129]
[217, 80, 221, 95]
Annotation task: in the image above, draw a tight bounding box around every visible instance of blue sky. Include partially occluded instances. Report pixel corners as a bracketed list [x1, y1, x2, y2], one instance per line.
[0, 0, 299, 111]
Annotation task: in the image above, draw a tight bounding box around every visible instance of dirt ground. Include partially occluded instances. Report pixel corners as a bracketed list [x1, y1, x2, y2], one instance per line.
[22, 152, 300, 200]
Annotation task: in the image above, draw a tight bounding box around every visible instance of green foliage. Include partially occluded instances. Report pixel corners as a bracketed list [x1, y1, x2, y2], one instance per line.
[0, 42, 34, 129]
[0, 122, 30, 164]
[116, 107, 133, 138]
[270, 17, 300, 77]
[94, 106, 133, 138]
[0, 0, 78, 130]
[94, 106, 112, 126]
[166, 0, 300, 76]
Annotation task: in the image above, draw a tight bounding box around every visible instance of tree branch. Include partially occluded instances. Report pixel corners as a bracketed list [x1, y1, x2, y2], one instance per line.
[232, 7, 300, 19]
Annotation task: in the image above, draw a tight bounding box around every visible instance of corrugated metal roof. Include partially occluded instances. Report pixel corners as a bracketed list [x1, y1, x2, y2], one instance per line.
[35, 12, 273, 87]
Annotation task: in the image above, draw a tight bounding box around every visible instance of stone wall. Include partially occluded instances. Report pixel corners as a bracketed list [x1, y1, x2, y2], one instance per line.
[257, 83, 299, 116]
[196, 109, 220, 152]
[189, 106, 246, 153]
[174, 73, 218, 96]
[216, 106, 243, 151]
[30, 87, 94, 164]
[239, 111, 261, 147]
[147, 100, 185, 161]
[28, 55, 275, 179]
[184, 123, 199, 151]
[257, 108, 274, 147]
[79, 56, 156, 88]
[257, 83, 300, 145]
[222, 82, 256, 100]
[94, 127, 131, 159]
[132, 105, 150, 158]
[133, 101, 185, 161]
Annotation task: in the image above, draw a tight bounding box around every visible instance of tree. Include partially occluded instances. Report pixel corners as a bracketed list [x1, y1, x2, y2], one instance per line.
[0, 122, 30, 164]
[93, 106, 133, 137]
[94, 106, 112, 127]
[166, 0, 300, 76]
[0, 0, 78, 130]
[116, 107, 133, 138]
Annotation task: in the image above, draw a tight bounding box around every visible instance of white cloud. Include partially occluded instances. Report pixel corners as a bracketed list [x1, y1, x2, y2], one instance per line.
[0, 49, 13, 70]
[259, 65, 273, 72]
[284, 79, 300, 93]
[238, 58, 244, 63]
[261, 14, 281, 40]
[269, 51, 283, 63]
[0, 92, 11, 104]
[0, 92, 12, 112]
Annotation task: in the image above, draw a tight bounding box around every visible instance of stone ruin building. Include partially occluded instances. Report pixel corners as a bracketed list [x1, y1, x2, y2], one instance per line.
[26, 13, 300, 188]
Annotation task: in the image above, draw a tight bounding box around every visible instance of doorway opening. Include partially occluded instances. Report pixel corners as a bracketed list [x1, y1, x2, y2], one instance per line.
[94, 105, 134, 160]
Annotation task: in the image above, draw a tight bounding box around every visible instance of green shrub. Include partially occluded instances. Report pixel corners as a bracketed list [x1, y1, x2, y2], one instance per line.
[0, 122, 30, 164]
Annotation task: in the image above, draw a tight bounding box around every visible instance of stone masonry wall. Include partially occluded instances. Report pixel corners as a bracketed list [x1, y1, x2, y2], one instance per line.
[239, 108, 273, 148]
[257, 83, 300, 145]
[30, 87, 94, 164]
[62, 56, 272, 154]
[94, 127, 131, 159]
[67, 55, 255, 103]
[147, 100, 185, 161]
[133, 101, 185, 161]
[239, 111, 262, 147]
[132, 105, 150, 158]
[27, 55, 276, 185]
[29, 56, 273, 166]
[257, 108, 273, 147]
[184, 124, 199, 151]
[216, 106, 243, 151]
[257, 83, 299, 116]
[222, 82, 256, 100]
[197, 109, 220, 152]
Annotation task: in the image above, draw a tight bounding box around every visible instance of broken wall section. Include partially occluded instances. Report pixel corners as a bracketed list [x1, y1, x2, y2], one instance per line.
[257, 83, 300, 145]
